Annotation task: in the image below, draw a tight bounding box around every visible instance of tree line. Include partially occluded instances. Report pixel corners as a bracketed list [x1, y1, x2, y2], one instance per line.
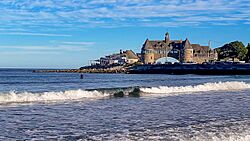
[216, 41, 250, 61]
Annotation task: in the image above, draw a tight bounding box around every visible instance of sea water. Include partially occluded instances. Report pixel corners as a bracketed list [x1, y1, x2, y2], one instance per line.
[0, 69, 250, 140]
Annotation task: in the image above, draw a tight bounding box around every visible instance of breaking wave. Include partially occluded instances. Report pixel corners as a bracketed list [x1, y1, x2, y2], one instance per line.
[0, 90, 109, 104]
[140, 81, 250, 94]
[1, 81, 250, 105]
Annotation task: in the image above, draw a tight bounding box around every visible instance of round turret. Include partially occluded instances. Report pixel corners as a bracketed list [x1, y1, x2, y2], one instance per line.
[144, 49, 155, 64]
[184, 48, 193, 63]
[142, 39, 155, 64]
[182, 38, 193, 63]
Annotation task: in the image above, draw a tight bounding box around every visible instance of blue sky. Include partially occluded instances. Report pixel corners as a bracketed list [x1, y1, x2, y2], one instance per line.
[0, 0, 249, 68]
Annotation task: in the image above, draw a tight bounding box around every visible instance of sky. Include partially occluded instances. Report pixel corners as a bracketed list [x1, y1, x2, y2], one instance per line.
[0, 0, 249, 68]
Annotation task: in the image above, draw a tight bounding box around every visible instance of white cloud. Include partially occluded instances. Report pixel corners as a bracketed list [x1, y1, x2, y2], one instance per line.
[0, 51, 61, 55]
[0, 0, 249, 29]
[0, 40, 95, 53]
[0, 32, 72, 37]
[0, 46, 56, 51]
[60, 41, 95, 46]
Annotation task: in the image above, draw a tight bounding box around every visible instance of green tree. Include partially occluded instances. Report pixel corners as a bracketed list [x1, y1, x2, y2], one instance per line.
[216, 41, 247, 60]
[246, 43, 250, 61]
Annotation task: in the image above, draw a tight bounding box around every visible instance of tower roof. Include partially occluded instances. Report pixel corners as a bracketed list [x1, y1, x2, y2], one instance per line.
[142, 39, 154, 50]
[183, 38, 192, 49]
[165, 32, 170, 41]
[124, 50, 139, 59]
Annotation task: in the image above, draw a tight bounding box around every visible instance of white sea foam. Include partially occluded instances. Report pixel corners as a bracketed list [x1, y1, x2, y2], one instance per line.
[140, 81, 250, 95]
[0, 89, 109, 104]
[184, 122, 250, 141]
[174, 130, 250, 141]
[1, 81, 250, 105]
[209, 134, 250, 141]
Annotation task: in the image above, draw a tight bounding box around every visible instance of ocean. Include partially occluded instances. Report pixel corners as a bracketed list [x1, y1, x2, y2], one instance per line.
[0, 69, 250, 140]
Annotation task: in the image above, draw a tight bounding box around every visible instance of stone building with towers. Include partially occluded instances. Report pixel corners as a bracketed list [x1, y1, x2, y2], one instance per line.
[141, 32, 218, 64]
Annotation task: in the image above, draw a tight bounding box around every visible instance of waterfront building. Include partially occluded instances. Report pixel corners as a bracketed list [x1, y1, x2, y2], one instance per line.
[93, 50, 139, 66]
[141, 32, 218, 64]
[124, 50, 140, 64]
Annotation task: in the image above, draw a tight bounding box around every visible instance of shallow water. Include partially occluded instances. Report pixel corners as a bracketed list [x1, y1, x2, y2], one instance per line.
[1, 69, 250, 140]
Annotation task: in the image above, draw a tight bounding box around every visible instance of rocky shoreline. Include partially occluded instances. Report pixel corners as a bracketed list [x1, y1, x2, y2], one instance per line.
[33, 66, 127, 73]
[33, 63, 250, 75]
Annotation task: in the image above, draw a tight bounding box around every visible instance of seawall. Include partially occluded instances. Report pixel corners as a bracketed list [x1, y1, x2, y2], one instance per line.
[128, 63, 250, 75]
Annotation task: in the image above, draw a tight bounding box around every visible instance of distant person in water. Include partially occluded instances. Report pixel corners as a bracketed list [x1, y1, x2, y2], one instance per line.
[80, 74, 84, 79]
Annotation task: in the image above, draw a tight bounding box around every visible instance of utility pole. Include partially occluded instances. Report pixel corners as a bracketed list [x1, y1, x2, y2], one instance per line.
[178, 49, 181, 63]
[165, 48, 170, 64]
[166, 48, 167, 64]
[208, 40, 212, 58]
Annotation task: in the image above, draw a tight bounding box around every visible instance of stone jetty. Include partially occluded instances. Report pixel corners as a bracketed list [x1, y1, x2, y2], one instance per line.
[33, 66, 127, 73]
